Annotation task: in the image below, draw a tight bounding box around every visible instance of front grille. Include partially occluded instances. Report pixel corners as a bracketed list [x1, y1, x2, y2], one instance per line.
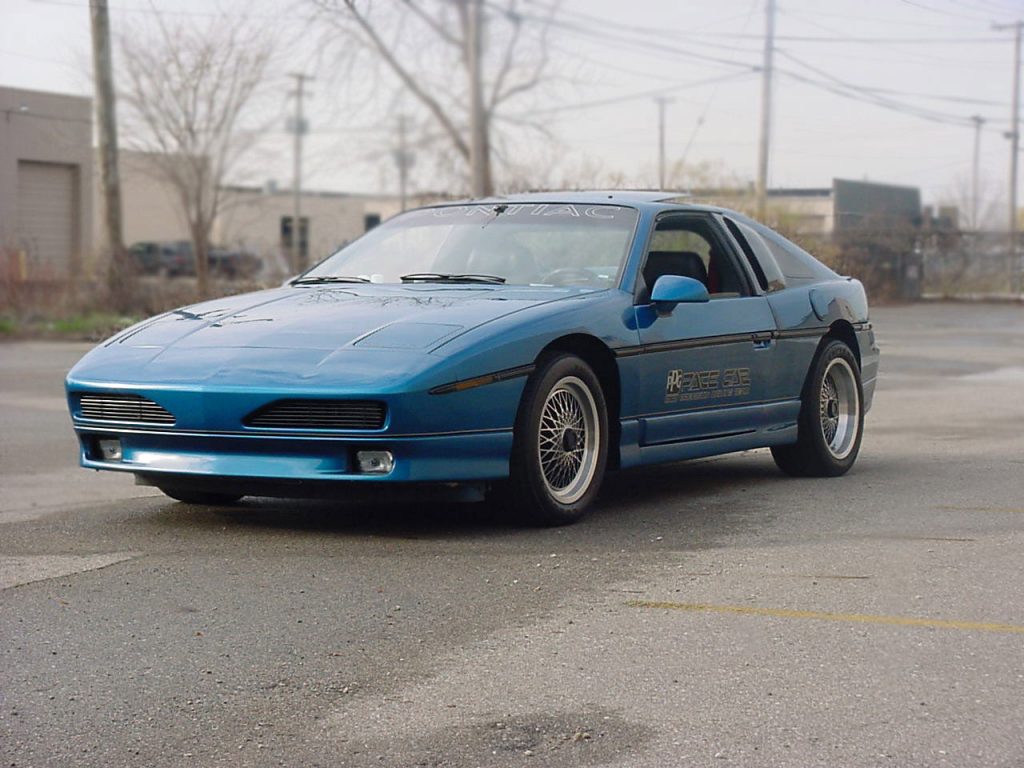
[244, 400, 387, 430]
[78, 393, 175, 425]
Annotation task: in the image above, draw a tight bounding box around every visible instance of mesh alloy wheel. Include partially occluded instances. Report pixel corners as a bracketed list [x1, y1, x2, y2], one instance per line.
[536, 376, 601, 505]
[771, 338, 864, 478]
[503, 354, 609, 526]
[819, 357, 860, 460]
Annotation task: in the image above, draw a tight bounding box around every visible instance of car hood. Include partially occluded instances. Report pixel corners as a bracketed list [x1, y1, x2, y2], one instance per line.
[68, 284, 596, 389]
[110, 284, 588, 352]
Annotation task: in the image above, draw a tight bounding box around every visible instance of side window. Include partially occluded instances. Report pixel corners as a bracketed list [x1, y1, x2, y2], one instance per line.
[638, 215, 750, 303]
[724, 217, 786, 292]
[751, 224, 825, 280]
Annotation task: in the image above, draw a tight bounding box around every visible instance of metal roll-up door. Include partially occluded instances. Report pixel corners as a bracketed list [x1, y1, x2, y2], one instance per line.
[16, 161, 77, 278]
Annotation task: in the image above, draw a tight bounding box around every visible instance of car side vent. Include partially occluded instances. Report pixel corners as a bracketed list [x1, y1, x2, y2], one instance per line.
[78, 393, 176, 425]
[244, 400, 387, 430]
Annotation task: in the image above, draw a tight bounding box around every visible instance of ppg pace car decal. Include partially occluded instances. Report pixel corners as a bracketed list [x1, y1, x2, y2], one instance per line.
[665, 368, 751, 404]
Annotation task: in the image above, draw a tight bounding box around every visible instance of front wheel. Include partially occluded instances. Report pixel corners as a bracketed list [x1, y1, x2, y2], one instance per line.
[772, 338, 864, 477]
[505, 354, 608, 526]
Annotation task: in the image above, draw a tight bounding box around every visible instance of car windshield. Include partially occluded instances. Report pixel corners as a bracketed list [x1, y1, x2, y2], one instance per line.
[300, 203, 639, 288]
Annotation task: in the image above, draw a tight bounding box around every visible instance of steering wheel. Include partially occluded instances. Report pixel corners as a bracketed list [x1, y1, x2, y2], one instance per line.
[541, 267, 602, 286]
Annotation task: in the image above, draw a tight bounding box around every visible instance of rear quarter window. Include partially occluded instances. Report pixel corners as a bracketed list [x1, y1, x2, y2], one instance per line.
[723, 217, 785, 292]
[747, 220, 836, 281]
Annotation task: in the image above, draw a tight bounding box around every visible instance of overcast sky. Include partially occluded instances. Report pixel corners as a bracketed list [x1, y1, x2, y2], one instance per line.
[2, 0, 1023, 217]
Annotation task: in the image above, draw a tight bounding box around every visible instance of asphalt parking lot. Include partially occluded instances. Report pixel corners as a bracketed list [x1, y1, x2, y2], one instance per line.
[2, 301, 1023, 767]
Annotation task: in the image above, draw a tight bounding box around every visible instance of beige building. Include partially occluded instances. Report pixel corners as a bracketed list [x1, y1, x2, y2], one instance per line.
[110, 151, 195, 249]
[691, 179, 922, 239]
[215, 185, 395, 276]
[0, 86, 93, 280]
[690, 186, 835, 236]
[0, 87, 428, 283]
[96, 151, 400, 278]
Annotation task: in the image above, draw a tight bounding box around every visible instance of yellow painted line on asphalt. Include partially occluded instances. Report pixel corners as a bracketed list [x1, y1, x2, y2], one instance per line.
[628, 601, 1024, 634]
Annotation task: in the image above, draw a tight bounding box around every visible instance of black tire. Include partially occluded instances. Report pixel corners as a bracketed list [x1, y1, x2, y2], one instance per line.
[505, 353, 609, 526]
[772, 338, 864, 477]
[158, 487, 243, 506]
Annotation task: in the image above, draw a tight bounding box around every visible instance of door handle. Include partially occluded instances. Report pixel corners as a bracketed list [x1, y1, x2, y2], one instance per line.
[751, 332, 773, 350]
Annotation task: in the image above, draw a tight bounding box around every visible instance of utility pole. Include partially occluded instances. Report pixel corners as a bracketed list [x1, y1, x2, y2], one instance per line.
[655, 97, 671, 189]
[970, 115, 985, 230]
[755, 0, 776, 221]
[995, 21, 1022, 295]
[89, 0, 129, 307]
[288, 73, 313, 273]
[466, 0, 492, 197]
[393, 114, 414, 212]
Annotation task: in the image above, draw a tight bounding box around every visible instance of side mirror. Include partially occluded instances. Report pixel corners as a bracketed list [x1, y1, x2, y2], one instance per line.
[650, 275, 709, 314]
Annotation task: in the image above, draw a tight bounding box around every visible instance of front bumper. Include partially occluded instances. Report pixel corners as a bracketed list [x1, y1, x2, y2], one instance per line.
[73, 425, 513, 484]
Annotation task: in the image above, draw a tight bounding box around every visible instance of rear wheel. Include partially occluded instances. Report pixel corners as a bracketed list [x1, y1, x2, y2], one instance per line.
[158, 487, 243, 506]
[505, 354, 608, 526]
[772, 338, 864, 477]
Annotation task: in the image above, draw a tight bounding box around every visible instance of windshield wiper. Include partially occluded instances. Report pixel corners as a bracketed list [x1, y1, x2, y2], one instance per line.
[400, 272, 506, 284]
[292, 275, 371, 285]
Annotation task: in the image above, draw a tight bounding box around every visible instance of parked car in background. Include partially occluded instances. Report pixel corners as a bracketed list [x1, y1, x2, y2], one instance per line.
[69, 192, 879, 525]
[127, 241, 193, 277]
[128, 241, 261, 279]
[209, 248, 262, 279]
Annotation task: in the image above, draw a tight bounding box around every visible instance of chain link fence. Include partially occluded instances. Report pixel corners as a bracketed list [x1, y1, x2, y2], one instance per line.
[919, 231, 1022, 300]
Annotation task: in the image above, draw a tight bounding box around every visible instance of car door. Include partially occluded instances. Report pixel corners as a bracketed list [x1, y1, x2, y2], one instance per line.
[632, 212, 778, 446]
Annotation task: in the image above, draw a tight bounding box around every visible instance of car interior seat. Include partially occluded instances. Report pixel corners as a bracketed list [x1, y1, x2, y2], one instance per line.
[639, 250, 708, 302]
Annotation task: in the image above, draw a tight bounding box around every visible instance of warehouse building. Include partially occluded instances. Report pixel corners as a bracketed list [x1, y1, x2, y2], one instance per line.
[0, 86, 93, 281]
[0, 86, 398, 283]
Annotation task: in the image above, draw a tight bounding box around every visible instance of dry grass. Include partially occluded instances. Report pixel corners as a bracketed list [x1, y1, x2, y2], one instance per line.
[0, 274, 274, 341]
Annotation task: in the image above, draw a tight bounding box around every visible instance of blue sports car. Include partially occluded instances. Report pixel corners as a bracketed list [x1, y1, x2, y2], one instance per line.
[66, 192, 879, 525]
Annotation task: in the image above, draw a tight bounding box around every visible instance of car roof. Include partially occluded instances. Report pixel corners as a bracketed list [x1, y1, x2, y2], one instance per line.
[439, 190, 722, 207]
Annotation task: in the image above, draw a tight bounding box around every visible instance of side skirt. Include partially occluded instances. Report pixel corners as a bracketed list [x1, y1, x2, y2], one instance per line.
[634, 425, 797, 467]
[616, 398, 800, 469]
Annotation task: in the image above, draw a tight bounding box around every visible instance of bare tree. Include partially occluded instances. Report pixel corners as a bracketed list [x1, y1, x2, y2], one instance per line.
[310, 0, 556, 196]
[937, 172, 1002, 233]
[116, 13, 274, 299]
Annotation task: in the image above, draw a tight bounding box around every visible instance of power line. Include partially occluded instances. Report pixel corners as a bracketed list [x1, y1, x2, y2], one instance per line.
[715, 34, 1005, 43]
[505, 6, 761, 72]
[774, 50, 984, 127]
[29, 0, 282, 19]
[678, 0, 762, 170]
[520, 9, 999, 129]
[776, 7, 1005, 68]
[776, 49, 1003, 108]
[512, 3, 1006, 123]
[784, 6, 995, 29]
[521, 0, 1003, 46]
[898, 0, 997, 22]
[510, 72, 755, 120]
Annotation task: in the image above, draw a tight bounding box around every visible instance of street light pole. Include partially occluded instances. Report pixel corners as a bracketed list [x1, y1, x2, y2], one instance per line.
[288, 72, 313, 273]
[755, 0, 776, 221]
[655, 97, 671, 189]
[467, 0, 492, 197]
[994, 21, 1022, 294]
[971, 115, 985, 230]
[395, 114, 414, 212]
[89, 0, 129, 304]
